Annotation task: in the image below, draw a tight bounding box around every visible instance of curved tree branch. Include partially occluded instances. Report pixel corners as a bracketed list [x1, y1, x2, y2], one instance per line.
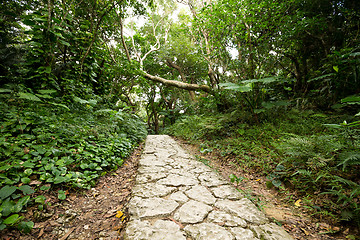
[142, 72, 212, 93]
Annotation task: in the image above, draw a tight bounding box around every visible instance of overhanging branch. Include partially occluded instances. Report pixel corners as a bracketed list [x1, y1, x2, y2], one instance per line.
[142, 72, 212, 93]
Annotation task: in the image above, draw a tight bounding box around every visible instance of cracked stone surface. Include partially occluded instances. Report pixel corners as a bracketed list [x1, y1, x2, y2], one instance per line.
[124, 135, 293, 240]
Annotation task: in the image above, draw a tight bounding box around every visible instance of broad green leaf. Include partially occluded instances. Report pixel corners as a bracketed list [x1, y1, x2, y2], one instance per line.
[48, 102, 70, 110]
[341, 96, 360, 104]
[333, 66, 339, 72]
[73, 96, 89, 104]
[272, 179, 282, 188]
[0, 186, 17, 200]
[22, 161, 35, 168]
[52, 32, 64, 39]
[24, 169, 33, 176]
[1, 199, 15, 216]
[38, 90, 57, 94]
[59, 39, 71, 46]
[40, 185, 50, 191]
[35, 93, 53, 99]
[54, 176, 66, 184]
[14, 196, 30, 213]
[58, 190, 66, 200]
[0, 165, 12, 171]
[18, 185, 34, 195]
[0, 88, 12, 93]
[242, 76, 281, 84]
[21, 177, 31, 184]
[18, 221, 34, 233]
[44, 66, 51, 74]
[18, 92, 42, 102]
[3, 214, 21, 225]
[34, 195, 46, 204]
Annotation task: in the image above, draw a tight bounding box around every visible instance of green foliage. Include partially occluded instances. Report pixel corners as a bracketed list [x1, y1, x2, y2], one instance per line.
[0, 91, 147, 232]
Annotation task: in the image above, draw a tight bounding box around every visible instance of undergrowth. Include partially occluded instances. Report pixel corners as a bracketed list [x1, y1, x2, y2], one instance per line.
[164, 109, 360, 227]
[0, 88, 147, 232]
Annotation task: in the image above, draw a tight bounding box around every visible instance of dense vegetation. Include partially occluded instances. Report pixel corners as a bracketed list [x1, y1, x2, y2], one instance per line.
[1, 0, 359, 236]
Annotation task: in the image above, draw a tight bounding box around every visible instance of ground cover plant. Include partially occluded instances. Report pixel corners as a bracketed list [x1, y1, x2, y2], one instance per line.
[0, 87, 147, 232]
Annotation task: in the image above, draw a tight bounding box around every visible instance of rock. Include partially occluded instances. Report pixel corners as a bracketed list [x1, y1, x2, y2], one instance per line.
[184, 223, 235, 240]
[158, 174, 198, 186]
[211, 185, 244, 200]
[207, 210, 247, 227]
[215, 199, 268, 225]
[250, 223, 293, 240]
[174, 200, 212, 224]
[169, 191, 189, 204]
[136, 172, 167, 184]
[198, 172, 228, 187]
[128, 197, 179, 219]
[132, 183, 176, 198]
[229, 227, 259, 240]
[185, 185, 216, 205]
[139, 155, 167, 166]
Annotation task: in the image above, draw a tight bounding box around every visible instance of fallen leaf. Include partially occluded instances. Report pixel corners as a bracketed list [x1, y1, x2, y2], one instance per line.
[300, 227, 309, 235]
[294, 199, 301, 207]
[29, 180, 42, 185]
[255, 179, 261, 181]
[116, 211, 124, 218]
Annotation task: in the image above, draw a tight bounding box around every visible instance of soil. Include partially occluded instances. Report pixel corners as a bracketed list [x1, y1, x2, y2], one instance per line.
[1, 137, 358, 240]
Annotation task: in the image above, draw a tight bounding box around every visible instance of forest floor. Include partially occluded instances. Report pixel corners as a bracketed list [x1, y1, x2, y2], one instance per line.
[1, 137, 356, 240]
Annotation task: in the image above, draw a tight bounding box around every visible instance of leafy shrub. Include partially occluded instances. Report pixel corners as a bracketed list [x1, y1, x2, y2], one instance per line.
[0, 89, 147, 232]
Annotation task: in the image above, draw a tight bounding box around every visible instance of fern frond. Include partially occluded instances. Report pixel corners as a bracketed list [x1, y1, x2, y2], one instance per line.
[338, 151, 360, 171]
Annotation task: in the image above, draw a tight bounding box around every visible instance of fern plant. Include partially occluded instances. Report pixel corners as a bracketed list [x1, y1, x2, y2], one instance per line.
[338, 151, 360, 171]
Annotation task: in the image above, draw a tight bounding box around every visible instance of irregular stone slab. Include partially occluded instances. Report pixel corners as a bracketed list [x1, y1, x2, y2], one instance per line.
[132, 183, 176, 198]
[229, 227, 259, 240]
[139, 155, 167, 166]
[169, 191, 189, 204]
[207, 210, 247, 227]
[250, 223, 293, 240]
[174, 200, 212, 224]
[199, 172, 228, 187]
[154, 150, 174, 160]
[158, 174, 198, 186]
[128, 197, 178, 219]
[125, 220, 186, 240]
[215, 199, 268, 225]
[211, 185, 244, 200]
[136, 172, 167, 184]
[169, 168, 196, 177]
[138, 166, 168, 174]
[184, 223, 235, 240]
[185, 185, 216, 205]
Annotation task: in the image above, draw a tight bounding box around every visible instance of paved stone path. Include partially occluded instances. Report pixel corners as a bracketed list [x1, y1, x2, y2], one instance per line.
[124, 135, 293, 240]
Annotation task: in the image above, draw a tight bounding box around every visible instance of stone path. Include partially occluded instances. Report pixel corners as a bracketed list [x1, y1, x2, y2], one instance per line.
[124, 135, 293, 240]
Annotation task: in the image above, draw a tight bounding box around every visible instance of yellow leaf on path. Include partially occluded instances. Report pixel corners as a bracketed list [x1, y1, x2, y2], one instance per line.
[300, 227, 309, 235]
[294, 199, 302, 207]
[116, 211, 124, 218]
[255, 179, 261, 181]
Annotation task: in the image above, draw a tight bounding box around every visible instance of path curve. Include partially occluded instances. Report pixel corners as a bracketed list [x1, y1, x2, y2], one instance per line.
[124, 135, 293, 240]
